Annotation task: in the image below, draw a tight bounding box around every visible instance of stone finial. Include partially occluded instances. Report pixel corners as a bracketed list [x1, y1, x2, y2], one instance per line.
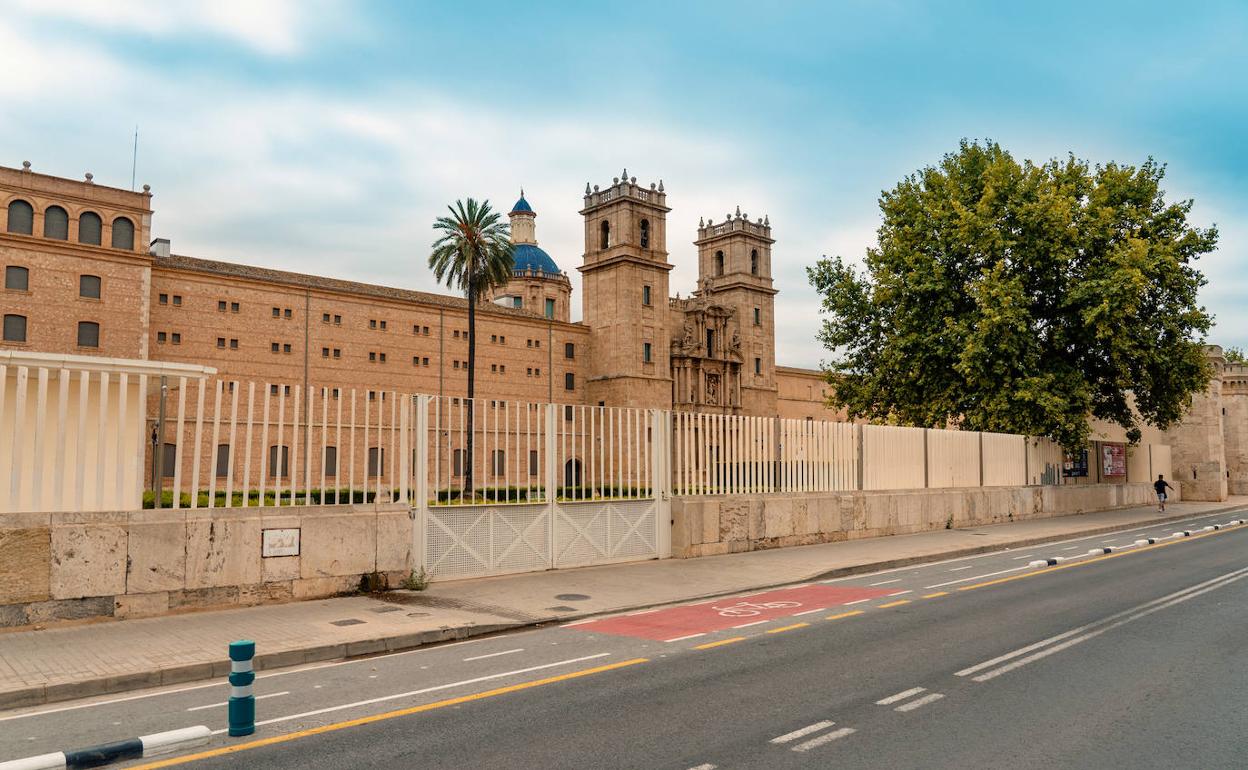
[658, 179, 664, 192]
[84, 172, 94, 183]
[650, 182, 656, 190]
[143, 184, 151, 193]
[699, 216, 705, 227]
[764, 215, 770, 226]
[735, 205, 742, 218]
[594, 184, 599, 192]
[622, 168, 628, 181]
[743, 212, 749, 221]
[757, 217, 763, 224]
[585, 182, 591, 194]
[630, 176, 636, 184]
[613, 177, 619, 184]
[22, 160, 31, 170]
[520, 186, 525, 197]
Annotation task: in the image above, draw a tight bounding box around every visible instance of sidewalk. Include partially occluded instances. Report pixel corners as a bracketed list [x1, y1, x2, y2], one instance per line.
[2, 497, 1244, 710]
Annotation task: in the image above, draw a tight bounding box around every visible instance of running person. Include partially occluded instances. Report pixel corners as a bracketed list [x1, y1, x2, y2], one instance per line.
[1154, 474, 1174, 512]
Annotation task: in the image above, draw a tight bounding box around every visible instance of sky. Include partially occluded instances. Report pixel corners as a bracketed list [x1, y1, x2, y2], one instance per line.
[1, 0, 1245, 368]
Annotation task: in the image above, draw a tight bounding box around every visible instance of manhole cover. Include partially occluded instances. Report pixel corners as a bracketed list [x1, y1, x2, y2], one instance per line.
[330, 618, 365, 626]
[554, 594, 590, 601]
[546, 605, 576, 612]
[370, 606, 402, 613]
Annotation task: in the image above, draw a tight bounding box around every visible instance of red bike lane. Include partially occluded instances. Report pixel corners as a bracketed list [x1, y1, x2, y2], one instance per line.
[566, 584, 897, 641]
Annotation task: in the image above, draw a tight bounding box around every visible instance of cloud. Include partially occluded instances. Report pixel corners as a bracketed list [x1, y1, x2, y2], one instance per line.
[2, 0, 337, 55]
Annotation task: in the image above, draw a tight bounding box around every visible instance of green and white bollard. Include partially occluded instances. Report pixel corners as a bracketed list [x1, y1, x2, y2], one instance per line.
[228, 640, 256, 737]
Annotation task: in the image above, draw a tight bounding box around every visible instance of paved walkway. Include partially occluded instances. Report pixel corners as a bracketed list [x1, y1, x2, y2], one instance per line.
[2, 497, 1244, 709]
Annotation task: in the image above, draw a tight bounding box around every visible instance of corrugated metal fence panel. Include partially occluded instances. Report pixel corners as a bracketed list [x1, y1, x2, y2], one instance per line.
[926, 429, 980, 488]
[1026, 437, 1064, 485]
[982, 432, 1025, 486]
[862, 425, 926, 490]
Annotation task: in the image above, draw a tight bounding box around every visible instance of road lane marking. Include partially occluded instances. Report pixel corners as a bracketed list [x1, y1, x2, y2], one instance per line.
[732, 620, 770, 629]
[664, 633, 707, 643]
[1010, 554, 1035, 560]
[876, 687, 926, 705]
[212, 653, 613, 732]
[869, 579, 901, 586]
[765, 623, 810, 634]
[463, 648, 524, 662]
[185, 691, 289, 712]
[825, 610, 865, 621]
[793, 607, 827, 616]
[957, 524, 1245, 592]
[895, 692, 945, 712]
[560, 618, 598, 627]
[957, 565, 1248, 678]
[771, 720, 836, 743]
[845, 598, 872, 605]
[922, 591, 949, 599]
[949, 565, 974, 571]
[888, 590, 913, 596]
[688, 765, 717, 770]
[628, 608, 662, 615]
[971, 570, 1248, 682]
[924, 565, 1029, 589]
[694, 637, 746, 650]
[1061, 546, 1080, 551]
[130, 658, 649, 769]
[877, 600, 910, 609]
[791, 727, 856, 752]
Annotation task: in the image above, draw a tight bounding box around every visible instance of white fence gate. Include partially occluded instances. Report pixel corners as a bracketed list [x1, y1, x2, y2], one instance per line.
[414, 397, 670, 581]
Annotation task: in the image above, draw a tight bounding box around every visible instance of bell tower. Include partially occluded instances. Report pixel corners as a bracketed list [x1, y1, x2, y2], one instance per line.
[578, 170, 673, 408]
[695, 207, 778, 415]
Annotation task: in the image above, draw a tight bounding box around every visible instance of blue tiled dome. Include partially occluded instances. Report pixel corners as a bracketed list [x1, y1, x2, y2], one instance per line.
[510, 195, 533, 214]
[512, 243, 560, 275]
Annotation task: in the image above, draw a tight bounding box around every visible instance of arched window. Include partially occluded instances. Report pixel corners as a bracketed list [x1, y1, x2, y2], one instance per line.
[750, 249, 758, 276]
[715, 250, 724, 277]
[599, 220, 610, 250]
[80, 275, 101, 299]
[6, 200, 33, 235]
[77, 320, 100, 348]
[639, 219, 649, 248]
[78, 212, 102, 245]
[564, 458, 582, 488]
[111, 217, 135, 250]
[44, 206, 68, 240]
[3, 314, 26, 342]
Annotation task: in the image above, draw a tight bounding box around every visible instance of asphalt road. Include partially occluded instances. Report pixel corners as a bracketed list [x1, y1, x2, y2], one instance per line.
[3, 507, 1245, 769]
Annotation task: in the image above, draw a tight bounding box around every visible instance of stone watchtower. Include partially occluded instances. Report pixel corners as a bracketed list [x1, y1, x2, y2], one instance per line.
[578, 170, 673, 408]
[691, 208, 779, 414]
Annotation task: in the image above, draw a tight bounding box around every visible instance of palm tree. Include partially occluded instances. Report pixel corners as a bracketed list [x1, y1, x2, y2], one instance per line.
[429, 199, 514, 498]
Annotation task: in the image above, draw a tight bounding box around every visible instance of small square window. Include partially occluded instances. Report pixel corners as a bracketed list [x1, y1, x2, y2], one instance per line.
[642, 285, 651, 305]
[370, 319, 377, 329]
[454, 360, 460, 369]
[272, 307, 280, 317]
[500, 364, 505, 373]
[332, 388, 340, 399]
[323, 313, 331, 323]
[526, 339, 532, 348]
[413, 324, 420, 335]
[231, 302, 240, 313]
[500, 336, 506, 344]
[322, 347, 330, 358]
[423, 357, 429, 365]
[380, 320, 387, 330]
[453, 330, 460, 339]
[159, 293, 168, 305]
[379, 352, 386, 363]
[527, 367, 532, 376]
[283, 343, 291, 354]
[535, 368, 541, 376]
[157, 331, 167, 343]
[490, 334, 497, 343]
[217, 337, 225, 348]
[218, 300, 227, 312]
[423, 326, 430, 335]
[491, 363, 497, 372]
[564, 372, 575, 390]
[283, 308, 292, 319]
[565, 342, 575, 359]
[333, 348, 341, 358]
[369, 351, 377, 362]
[334, 314, 342, 325]
[172, 333, 181, 344]
[230, 338, 239, 349]
[413, 355, 419, 366]
[77, 275, 102, 299]
[271, 342, 280, 353]
[564, 405, 574, 420]
[172, 295, 182, 306]
[535, 340, 540, 348]
[77, 321, 100, 348]
[5, 266, 30, 291]
[3, 314, 27, 342]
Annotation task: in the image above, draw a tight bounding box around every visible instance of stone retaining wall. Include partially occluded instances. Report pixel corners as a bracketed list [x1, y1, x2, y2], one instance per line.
[671, 482, 1175, 558]
[0, 503, 413, 627]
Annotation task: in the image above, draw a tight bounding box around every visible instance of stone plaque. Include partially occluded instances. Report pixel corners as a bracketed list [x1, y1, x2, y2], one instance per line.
[261, 528, 300, 558]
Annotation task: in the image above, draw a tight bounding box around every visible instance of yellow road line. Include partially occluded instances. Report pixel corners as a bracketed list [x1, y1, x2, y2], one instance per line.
[825, 609, 865, 621]
[922, 591, 949, 599]
[128, 658, 649, 768]
[877, 599, 911, 609]
[694, 636, 747, 650]
[958, 525, 1239, 593]
[764, 622, 810, 634]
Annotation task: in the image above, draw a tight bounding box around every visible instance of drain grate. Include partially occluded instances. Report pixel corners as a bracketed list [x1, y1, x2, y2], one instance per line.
[330, 618, 365, 626]
[555, 594, 590, 601]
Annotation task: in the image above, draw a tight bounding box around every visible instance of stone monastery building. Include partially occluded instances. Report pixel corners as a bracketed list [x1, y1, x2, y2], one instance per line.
[0, 163, 832, 418]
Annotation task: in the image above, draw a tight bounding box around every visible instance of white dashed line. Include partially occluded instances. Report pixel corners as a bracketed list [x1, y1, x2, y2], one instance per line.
[895, 692, 945, 712]
[687, 764, 717, 770]
[791, 727, 856, 752]
[793, 607, 828, 616]
[949, 565, 974, 571]
[924, 565, 1028, 589]
[665, 633, 707, 643]
[876, 687, 926, 705]
[869, 579, 901, 586]
[463, 648, 524, 662]
[889, 590, 913, 597]
[771, 720, 836, 744]
[187, 691, 290, 712]
[844, 599, 872, 606]
[1010, 554, 1035, 560]
[732, 620, 770, 629]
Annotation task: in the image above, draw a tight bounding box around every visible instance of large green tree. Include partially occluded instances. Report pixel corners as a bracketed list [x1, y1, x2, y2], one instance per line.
[430, 199, 514, 495]
[808, 140, 1217, 448]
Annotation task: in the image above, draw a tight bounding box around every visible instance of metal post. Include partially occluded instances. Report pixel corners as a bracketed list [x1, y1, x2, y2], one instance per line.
[150, 377, 168, 505]
[855, 423, 865, 491]
[228, 640, 256, 737]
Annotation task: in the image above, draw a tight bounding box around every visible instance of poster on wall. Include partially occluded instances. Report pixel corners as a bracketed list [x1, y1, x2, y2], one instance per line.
[1102, 443, 1127, 477]
[1063, 449, 1088, 477]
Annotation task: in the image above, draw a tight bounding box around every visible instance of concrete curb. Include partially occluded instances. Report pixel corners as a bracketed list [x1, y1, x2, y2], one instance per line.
[0, 726, 210, 770]
[1, 503, 1243, 712]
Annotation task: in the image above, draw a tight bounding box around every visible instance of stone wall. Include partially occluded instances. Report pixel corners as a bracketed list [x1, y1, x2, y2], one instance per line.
[671, 482, 1174, 558]
[0, 502, 412, 628]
